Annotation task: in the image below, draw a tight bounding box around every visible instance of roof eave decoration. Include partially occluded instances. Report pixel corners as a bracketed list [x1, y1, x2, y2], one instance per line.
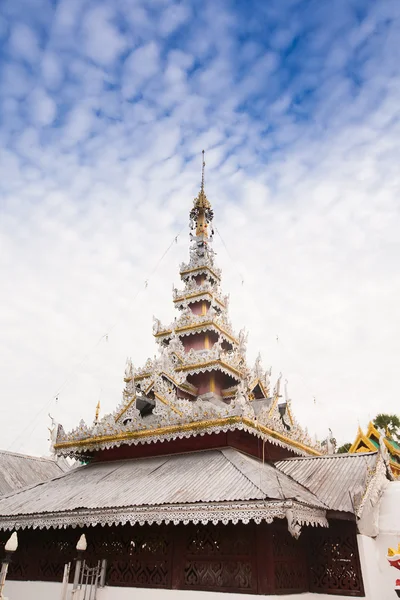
[0, 500, 328, 532]
[54, 412, 322, 459]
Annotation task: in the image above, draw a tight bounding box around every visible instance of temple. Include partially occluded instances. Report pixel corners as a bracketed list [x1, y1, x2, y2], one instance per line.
[0, 157, 399, 599]
[52, 151, 323, 464]
[349, 421, 400, 479]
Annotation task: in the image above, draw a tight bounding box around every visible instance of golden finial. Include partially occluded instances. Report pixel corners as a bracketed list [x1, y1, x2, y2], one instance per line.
[95, 400, 101, 422]
[190, 151, 213, 239]
[194, 150, 211, 210]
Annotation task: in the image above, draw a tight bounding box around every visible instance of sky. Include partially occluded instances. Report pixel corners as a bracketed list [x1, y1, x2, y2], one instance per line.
[1, 0, 400, 456]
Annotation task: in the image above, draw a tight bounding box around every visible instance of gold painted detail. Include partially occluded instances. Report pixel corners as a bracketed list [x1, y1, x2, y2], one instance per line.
[54, 415, 322, 457]
[134, 372, 152, 382]
[349, 420, 400, 478]
[222, 386, 237, 398]
[154, 321, 238, 345]
[179, 265, 221, 282]
[173, 290, 226, 308]
[209, 372, 216, 393]
[249, 378, 269, 400]
[175, 359, 242, 379]
[115, 396, 137, 422]
[154, 392, 184, 417]
[388, 543, 400, 557]
[268, 374, 282, 417]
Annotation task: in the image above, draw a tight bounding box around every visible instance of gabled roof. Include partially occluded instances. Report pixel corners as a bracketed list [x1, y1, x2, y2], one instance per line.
[275, 452, 379, 513]
[0, 450, 69, 497]
[349, 422, 400, 478]
[0, 449, 327, 531]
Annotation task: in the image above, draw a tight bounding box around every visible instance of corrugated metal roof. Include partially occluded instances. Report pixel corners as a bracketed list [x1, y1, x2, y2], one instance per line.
[275, 452, 378, 513]
[0, 449, 324, 520]
[0, 450, 69, 496]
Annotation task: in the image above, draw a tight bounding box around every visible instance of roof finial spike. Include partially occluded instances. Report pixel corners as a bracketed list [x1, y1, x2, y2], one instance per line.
[95, 400, 101, 423]
[201, 149, 205, 194]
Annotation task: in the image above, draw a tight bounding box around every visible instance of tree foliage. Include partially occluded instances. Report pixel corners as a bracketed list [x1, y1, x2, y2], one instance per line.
[373, 413, 400, 442]
[336, 442, 351, 454]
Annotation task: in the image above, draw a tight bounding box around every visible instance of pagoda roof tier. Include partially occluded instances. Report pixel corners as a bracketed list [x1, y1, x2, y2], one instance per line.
[173, 284, 228, 310]
[154, 312, 239, 346]
[175, 358, 243, 380]
[0, 449, 330, 532]
[54, 395, 323, 459]
[179, 263, 221, 282]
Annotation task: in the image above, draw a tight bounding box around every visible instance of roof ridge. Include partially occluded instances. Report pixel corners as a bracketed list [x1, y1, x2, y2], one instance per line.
[272, 462, 329, 507]
[0, 449, 58, 462]
[275, 451, 378, 462]
[0, 462, 78, 502]
[219, 448, 266, 497]
[220, 448, 325, 507]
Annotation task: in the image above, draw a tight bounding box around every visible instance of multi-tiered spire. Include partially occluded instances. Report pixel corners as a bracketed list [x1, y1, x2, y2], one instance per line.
[152, 151, 243, 400]
[54, 155, 322, 459]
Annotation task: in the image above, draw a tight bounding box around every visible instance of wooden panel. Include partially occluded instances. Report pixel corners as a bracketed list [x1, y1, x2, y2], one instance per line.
[307, 520, 364, 596]
[2, 520, 364, 597]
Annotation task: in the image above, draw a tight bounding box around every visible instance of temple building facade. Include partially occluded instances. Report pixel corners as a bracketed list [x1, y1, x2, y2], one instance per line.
[0, 160, 399, 599]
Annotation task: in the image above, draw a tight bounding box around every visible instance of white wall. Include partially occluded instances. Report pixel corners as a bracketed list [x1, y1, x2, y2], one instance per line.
[95, 587, 371, 600]
[357, 480, 400, 600]
[2, 581, 368, 600]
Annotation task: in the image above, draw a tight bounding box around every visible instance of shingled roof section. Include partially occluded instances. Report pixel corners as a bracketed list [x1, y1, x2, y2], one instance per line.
[275, 451, 378, 513]
[0, 450, 69, 497]
[0, 448, 328, 531]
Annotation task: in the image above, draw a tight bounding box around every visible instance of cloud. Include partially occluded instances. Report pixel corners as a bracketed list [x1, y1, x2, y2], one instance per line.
[8, 22, 40, 62]
[41, 53, 64, 91]
[158, 3, 191, 37]
[122, 42, 160, 99]
[28, 87, 57, 126]
[0, 0, 400, 456]
[81, 5, 127, 66]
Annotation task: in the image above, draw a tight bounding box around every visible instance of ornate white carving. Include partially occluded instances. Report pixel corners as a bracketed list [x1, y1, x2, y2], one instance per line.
[356, 448, 391, 536]
[0, 500, 328, 532]
[48, 414, 58, 453]
[173, 281, 228, 309]
[286, 508, 302, 539]
[155, 308, 238, 345]
[152, 316, 162, 335]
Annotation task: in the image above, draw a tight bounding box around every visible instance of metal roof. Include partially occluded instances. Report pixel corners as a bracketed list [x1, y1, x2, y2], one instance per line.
[0, 449, 324, 521]
[275, 452, 378, 513]
[0, 450, 69, 497]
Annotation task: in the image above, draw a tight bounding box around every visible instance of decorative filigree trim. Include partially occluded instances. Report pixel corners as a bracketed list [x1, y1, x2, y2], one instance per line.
[173, 284, 228, 309]
[179, 265, 222, 281]
[175, 359, 243, 379]
[155, 321, 239, 346]
[0, 501, 328, 532]
[55, 417, 322, 459]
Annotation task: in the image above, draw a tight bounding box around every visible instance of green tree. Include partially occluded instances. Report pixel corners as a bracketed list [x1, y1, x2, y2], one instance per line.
[336, 442, 351, 454]
[373, 413, 400, 442]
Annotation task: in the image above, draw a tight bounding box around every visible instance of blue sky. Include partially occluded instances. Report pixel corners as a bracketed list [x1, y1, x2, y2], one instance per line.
[1, 0, 400, 455]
